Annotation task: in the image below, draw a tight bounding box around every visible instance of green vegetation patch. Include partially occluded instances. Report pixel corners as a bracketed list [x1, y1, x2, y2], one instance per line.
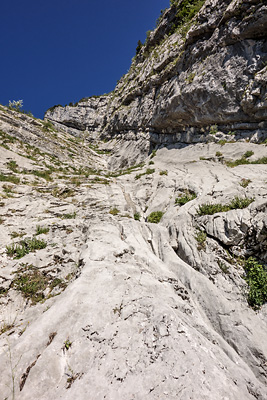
[175, 191, 196, 205]
[226, 152, 267, 167]
[6, 237, 47, 259]
[197, 196, 254, 216]
[12, 264, 66, 304]
[244, 257, 267, 309]
[194, 229, 206, 250]
[134, 212, 141, 221]
[169, 0, 205, 36]
[60, 212, 76, 219]
[32, 169, 53, 181]
[147, 211, 164, 223]
[109, 208, 119, 216]
[6, 160, 19, 172]
[0, 173, 20, 184]
[240, 178, 251, 188]
[36, 225, 49, 235]
[135, 168, 155, 180]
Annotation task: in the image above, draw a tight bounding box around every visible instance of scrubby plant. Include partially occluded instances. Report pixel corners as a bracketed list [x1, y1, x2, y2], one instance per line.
[209, 125, 218, 135]
[197, 196, 254, 216]
[240, 178, 251, 188]
[109, 208, 119, 216]
[135, 173, 142, 180]
[134, 212, 141, 221]
[194, 229, 206, 250]
[243, 150, 254, 159]
[175, 191, 196, 205]
[218, 261, 230, 274]
[215, 151, 223, 157]
[159, 170, 168, 175]
[6, 160, 19, 172]
[8, 99, 23, 111]
[136, 39, 143, 55]
[64, 339, 72, 350]
[244, 257, 267, 309]
[135, 168, 155, 180]
[169, 0, 206, 35]
[12, 267, 47, 304]
[147, 211, 164, 223]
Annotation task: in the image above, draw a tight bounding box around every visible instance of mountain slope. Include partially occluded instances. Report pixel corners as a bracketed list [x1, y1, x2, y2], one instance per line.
[0, 106, 267, 399]
[0, 0, 267, 399]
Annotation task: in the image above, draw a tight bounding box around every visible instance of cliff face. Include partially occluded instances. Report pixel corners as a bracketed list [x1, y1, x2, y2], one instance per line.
[45, 0, 267, 158]
[1, 2, 267, 399]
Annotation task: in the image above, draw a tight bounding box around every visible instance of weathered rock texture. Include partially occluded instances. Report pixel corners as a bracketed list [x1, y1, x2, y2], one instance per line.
[1, 0, 267, 398]
[0, 107, 267, 399]
[45, 0, 267, 162]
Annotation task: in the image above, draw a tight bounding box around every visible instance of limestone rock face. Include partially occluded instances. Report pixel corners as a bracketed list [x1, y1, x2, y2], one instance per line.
[1, 0, 267, 398]
[45, 0, 267, 151]
[0, 109, 267, 399]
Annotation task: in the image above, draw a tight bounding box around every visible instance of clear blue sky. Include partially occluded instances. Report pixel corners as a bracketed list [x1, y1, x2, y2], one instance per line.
[1, 0, 170, 119]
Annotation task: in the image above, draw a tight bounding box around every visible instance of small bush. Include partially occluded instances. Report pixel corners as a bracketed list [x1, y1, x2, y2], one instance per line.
[197, 196, 254, 216]
[175, 191, 196, 205]
[243, 150, 254, 159]
[244, 257, 267, 309]
[135, 174, 142, 180]
[195, 229, 206, 250]
[159, 170, 168, 176]
[134, 212, 140, 221]
[147, 211, 164, 223]
[240, 178, 251, 188]
[216, 151, 223, 157]
[209, 125, 218, 135]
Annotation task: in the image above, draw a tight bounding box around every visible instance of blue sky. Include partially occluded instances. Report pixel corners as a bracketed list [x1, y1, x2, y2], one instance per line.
[1, 0, 170, 118]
